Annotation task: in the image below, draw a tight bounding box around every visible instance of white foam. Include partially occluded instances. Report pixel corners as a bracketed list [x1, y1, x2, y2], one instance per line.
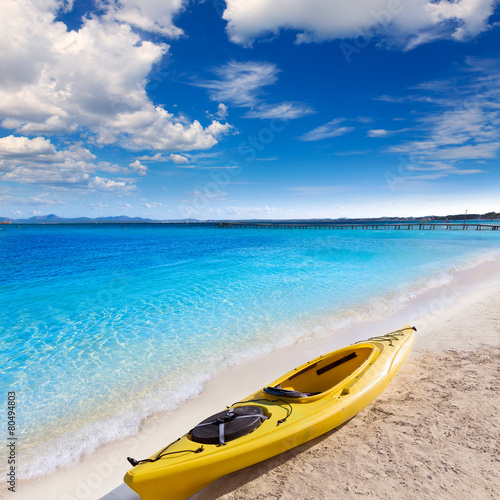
[18, 374, 210, 480]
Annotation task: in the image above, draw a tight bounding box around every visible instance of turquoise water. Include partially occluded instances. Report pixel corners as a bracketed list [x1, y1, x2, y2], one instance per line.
[0, 223, 499, 478]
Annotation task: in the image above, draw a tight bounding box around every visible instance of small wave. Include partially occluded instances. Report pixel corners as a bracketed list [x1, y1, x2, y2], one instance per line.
[17, 374, 209, 480]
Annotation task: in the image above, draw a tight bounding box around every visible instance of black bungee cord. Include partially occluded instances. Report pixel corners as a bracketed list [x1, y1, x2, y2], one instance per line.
[127, 438, 204, 467]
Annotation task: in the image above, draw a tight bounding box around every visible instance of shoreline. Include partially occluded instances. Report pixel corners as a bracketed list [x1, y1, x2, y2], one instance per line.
[10, 257, 500, 500]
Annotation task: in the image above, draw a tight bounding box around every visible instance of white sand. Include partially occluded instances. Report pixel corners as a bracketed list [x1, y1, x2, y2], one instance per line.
[8, 259, 500, 500]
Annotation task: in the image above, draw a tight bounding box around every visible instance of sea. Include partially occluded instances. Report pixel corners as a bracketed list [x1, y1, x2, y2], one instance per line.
[1, 222, 499, 480]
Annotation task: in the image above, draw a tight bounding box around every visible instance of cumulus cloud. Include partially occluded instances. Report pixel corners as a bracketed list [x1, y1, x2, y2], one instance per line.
[216, 103, 229, 120]
[0, 135, 65, 160]
[222, 0, 498, 49]
[88, 177, 136, 192]
[299, 119, 354, 141]
[96, 161, 123, 174]
[95, 109, 232, 151]
[129, 160, 148, 175]
[0, 135, 135, 191]
[168, 154, 190, 164]
[105, 0, 186, 37]
[206, 103, 230, 121]
[0, 0, 229, 151]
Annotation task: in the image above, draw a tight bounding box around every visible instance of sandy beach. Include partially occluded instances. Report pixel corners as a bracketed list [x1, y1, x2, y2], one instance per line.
[9, 259, 500, 500]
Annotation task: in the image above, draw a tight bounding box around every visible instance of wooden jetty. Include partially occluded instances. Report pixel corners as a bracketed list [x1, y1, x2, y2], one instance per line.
[218, 222, 500, 231]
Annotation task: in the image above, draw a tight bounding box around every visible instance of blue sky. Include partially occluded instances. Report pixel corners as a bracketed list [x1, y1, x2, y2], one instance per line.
[1, 0, 499, 219]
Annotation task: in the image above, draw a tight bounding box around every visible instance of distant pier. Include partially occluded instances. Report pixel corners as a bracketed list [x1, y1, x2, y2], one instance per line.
[218, 222, 500, 231]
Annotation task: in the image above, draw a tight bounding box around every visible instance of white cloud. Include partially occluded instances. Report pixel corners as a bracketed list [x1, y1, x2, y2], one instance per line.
[409, 141, 500, 160]
[129, 160, 148, 175]
[216, 103, 229, 120]
[388, 99, 500, 161]
[0, 135, 95, 185]
[206, 103, 229, 121]
[135, 152, 191, 164]
[0, 135, 136, 191]
[299, 119, 354, 141]
[205, 120, 234, 139]
[367, 128, 409, 137]
[0, 0, 229, 152]
[0, 135, 62, 159]
[244, 102, 315, 120]
[197, 61, 312, 121]
[0, 3, 165, 133]
[0, 194, 60, 207]
[88, 176, 136, 192]
[97, 159, 148, 175]
[168, 154, 190, 164]
[383, 59, 500, 181]
[91, 202, 109, 211]
[96, 109, 232, 151]
[222, 0, 498, 49]
[368, 129, 389, 138]
[143, 201, 166, 208]
[136, 153, 167, 161]
[197, 61, 279, 107]
[410, 164, 483, 175]
[97, 161, 123, 174]
[105, 0, 186, 37]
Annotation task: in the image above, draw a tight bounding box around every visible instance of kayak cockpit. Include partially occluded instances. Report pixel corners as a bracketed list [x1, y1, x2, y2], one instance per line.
[263, 345, 376, 399]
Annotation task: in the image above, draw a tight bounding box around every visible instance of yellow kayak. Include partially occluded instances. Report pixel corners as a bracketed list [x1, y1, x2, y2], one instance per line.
[124, 326, 415, 499]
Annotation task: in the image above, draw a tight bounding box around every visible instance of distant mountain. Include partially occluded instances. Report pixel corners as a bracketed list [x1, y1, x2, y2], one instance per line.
[25, 214, 66, 223]
[94, 215, 154, 223]
[1, 214, 202, 224]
